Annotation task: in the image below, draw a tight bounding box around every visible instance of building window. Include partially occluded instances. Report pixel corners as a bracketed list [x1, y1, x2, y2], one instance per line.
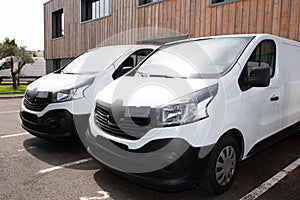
[210, 0, 240, 6]
[52, 9, 64, 39]
[81, 0, 110, 22]
[138, 0, 163, 6]
[53, 59, 62, 70]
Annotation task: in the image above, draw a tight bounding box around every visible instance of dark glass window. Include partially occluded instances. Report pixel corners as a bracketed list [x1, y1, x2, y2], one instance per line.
[81, 0, 110, 22]
[52, 9, 64, 39]
[210, 0, 240, 5]
[247, 40, 276, 77]
[239, 40, 276, 91]
[53, 59, 62, 70]
[138, 0, 163, 6]
[113, 49, 154, 79]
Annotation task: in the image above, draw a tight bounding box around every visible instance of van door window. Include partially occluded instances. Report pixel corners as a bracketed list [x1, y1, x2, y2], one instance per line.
[112, 49, 153, 79]
[239, 40, 276, 91]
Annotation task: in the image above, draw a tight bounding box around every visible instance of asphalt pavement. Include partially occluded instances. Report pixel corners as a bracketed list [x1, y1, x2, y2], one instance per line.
[0, 98, 299, 200]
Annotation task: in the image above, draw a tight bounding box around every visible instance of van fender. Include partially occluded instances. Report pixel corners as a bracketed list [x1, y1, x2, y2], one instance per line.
[217, 128, 245, 160]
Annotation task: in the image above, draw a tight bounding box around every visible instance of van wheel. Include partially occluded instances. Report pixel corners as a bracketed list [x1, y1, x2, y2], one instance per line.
[200, 135, 239, 194]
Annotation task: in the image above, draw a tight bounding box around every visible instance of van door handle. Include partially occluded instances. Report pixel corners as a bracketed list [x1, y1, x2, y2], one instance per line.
[270, 96, 279, 102]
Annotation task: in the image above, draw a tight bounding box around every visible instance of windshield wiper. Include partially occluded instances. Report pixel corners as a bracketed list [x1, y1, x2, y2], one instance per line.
[61, 71, 79, 75]
[136, 71, 148, 77]
[149, 74, 187, 79]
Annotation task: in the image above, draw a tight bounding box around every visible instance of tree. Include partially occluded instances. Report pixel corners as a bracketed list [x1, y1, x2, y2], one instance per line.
[0, 38, 34, 89]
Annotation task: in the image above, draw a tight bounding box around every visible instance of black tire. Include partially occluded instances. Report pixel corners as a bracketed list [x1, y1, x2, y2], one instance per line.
[200, 135, 239, 195]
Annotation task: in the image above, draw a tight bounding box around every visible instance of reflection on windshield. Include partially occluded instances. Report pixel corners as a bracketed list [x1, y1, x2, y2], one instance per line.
[61, 46, 131, 74]
[133, 37, 252, 79]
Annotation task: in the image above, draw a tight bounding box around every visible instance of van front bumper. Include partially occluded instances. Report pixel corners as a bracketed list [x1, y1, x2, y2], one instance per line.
[87, 132, 214, 191]
[20, 109, 89, 141]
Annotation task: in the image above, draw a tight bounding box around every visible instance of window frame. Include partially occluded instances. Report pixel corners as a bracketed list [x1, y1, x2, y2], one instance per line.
[238, 39, 277, 91]
[209, 0, 240, 7]
[80, 0, 111, 23]
[51, 8, 64, 39]
[252, 40, 276, 78]
[112, 49, 154, 80]
[53, 59, 62, 70]
[137, 0, 165, 8]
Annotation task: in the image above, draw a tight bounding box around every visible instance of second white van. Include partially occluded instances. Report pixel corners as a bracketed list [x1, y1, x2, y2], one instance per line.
[20, 45, 156, 141]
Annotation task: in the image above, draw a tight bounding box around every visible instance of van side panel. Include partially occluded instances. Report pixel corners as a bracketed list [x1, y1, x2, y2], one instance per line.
[224, 35, 300, 158]
[278, 40, 300, 128]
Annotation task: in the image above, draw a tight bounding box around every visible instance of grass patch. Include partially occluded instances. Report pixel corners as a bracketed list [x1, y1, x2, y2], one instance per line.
[0, 93, 24, 97]
[2, 81, 29, 84]
[0, 86, 27, 92]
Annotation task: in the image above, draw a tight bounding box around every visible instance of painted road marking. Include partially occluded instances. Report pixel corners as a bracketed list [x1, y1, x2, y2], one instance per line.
[0, 110, 20, 114]
[38, 158, 93, 174]
[240, 157, 300, 200]
[1, 132, 30, 139]
[17, 146, 37, 152]
[79, 191, 111, 200]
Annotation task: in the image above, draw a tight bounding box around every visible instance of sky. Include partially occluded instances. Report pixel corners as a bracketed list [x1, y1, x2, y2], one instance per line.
[0, 0, 49, 51]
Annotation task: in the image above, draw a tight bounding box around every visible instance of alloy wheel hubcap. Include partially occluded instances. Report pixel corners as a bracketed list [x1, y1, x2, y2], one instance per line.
[215, 146, 236, 186]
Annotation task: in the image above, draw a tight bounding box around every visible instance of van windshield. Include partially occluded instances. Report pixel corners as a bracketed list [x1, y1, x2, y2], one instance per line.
[61, 46, 132, 74]
[131, 37, 252, 79]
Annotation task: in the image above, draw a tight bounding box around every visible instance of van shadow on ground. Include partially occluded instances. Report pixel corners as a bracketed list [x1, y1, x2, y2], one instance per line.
[23, 137, 101, 170]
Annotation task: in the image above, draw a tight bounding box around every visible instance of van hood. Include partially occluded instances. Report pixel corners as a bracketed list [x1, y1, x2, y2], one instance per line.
[96, 76, 218, 108]
[27, 73, 95, 92]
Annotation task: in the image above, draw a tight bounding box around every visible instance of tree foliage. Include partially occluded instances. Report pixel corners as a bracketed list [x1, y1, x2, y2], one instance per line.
[0, 38, 18, 58]
[0, 37, 34, 89]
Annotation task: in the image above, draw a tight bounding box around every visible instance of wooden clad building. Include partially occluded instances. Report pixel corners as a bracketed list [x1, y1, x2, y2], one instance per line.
[44, 0, 300, 73]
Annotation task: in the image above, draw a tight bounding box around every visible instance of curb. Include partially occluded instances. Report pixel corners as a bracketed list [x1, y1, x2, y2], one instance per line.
[0, 91, 25, 99]
[0, 92, 25, 95]
[0, 96, 24, 99]
[0, 84, 28, 86]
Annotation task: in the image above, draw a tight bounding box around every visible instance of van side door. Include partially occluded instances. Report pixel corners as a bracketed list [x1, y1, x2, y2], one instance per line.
[238, 40, 281, 147]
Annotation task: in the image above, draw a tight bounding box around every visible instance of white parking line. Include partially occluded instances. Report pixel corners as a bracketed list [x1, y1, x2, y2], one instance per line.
[80, 191, 111, 200]
[1, 132, 30, 139]
[240, 157, 300, 200]
[38, 158, 93, 174]
[0, 110, 19, 114]
[17, 146, 37, 152]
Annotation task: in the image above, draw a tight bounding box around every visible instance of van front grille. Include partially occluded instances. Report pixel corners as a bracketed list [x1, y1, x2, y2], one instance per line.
[94, 104, 153, 140]
[24, 93, 49, 112]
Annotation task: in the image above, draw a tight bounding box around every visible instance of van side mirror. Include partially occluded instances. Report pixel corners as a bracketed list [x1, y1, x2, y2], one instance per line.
[112, 66, 133, 80]
[247, 67, 270, 87]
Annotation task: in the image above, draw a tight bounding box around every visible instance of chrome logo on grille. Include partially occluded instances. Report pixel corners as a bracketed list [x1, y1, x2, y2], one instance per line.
[106, 114, 116, 126]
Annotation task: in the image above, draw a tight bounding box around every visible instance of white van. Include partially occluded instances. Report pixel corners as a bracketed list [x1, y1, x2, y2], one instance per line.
[0, 57, 19, 76]
[20, 45, 156, 141]
[86, 34, 300, 194]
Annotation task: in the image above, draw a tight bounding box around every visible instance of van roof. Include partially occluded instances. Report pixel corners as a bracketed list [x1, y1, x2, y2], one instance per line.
[164, 34, 299, 46]
[87, 45, 158, 53]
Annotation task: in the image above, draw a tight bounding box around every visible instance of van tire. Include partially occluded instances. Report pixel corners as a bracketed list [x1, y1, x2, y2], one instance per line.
[200, 135, 239, 194]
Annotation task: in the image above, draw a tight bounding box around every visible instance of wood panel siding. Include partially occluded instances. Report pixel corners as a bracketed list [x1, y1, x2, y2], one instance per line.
[44, 0, 300, 60]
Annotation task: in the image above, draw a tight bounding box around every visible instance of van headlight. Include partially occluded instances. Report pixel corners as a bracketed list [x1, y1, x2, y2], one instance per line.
[157, 84, 218, 126]
[52, 78, 94, 103]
